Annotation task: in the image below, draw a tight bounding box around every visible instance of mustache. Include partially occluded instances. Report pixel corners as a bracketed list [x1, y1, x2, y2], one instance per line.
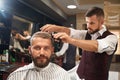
[36, 54, 48, 59]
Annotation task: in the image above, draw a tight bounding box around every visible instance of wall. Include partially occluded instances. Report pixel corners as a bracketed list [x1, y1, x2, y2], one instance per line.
[76, 13, 86, 30]
[104, 1, 120, 29]
[63, 15, 76, 28]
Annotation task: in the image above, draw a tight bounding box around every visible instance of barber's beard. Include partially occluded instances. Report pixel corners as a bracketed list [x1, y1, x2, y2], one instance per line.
[88, 22, 101, 34]
[88, 29, 99, 34]
[88, 28, 99, 34]
[32, 54, 51, 68]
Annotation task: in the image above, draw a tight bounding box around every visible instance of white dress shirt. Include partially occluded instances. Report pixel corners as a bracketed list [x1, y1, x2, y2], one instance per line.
[7, 62, 72, 80]
[70, 25, 118, 55]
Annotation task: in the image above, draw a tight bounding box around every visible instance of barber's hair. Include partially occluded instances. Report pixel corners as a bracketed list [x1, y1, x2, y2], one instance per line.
[30, 32, 54, 46]
[85, 7, 104, 18]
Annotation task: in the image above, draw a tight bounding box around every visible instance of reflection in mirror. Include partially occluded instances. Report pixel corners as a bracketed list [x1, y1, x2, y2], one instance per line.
[10, 15, 33, 53]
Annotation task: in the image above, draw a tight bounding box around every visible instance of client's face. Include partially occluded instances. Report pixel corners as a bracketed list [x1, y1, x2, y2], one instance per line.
[29, 37, 54, 68]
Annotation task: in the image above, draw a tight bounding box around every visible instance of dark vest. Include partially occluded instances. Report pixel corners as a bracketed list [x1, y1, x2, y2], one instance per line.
[77, 31, 117, 80]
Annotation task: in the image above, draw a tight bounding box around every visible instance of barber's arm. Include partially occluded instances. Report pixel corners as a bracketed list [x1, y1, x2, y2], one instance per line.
[53, 32, 98, 52]
[41, 24, 70, 35]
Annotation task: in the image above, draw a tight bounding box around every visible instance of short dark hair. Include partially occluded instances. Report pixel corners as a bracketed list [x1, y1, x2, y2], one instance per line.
[30, 32, 54, 46]
[85, 7, 104, 18]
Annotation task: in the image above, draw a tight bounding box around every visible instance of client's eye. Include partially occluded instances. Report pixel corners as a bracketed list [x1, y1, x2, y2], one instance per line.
[33, 46, 41, 50]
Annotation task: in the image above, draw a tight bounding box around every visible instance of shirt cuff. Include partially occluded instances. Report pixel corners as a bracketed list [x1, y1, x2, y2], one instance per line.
[97, 39, 115, 55]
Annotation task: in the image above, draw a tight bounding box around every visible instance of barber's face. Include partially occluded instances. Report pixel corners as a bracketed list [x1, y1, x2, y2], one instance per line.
[85, 15, 103, 34]
[29, 37, 54, 68]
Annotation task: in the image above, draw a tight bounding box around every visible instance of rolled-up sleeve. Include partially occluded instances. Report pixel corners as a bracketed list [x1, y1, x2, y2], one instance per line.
[97, 35, 118, 55]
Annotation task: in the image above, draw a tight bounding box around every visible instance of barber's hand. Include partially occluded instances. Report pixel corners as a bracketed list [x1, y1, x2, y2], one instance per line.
[53, 32, 71, 43]
[40, 24, 57, 33]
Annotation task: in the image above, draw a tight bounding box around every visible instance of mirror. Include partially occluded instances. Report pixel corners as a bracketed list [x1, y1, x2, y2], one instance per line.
[10, 15, 33, 53]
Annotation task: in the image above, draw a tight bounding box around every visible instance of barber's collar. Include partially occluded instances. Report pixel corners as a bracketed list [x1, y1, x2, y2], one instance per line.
[98, 25, 107, 36]
[91, 25, 107, 36]
[90, 25, 107, 40]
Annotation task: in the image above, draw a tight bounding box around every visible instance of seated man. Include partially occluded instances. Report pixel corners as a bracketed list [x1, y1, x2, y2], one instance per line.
[7, 32, 72, 80]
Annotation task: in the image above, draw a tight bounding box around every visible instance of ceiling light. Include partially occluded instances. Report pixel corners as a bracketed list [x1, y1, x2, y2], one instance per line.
[67, 5, 77, 9]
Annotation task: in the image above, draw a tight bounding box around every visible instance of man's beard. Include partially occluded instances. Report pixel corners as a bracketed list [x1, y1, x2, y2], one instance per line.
[88, 28, 99, 34]
[32, 54, 51, 68]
